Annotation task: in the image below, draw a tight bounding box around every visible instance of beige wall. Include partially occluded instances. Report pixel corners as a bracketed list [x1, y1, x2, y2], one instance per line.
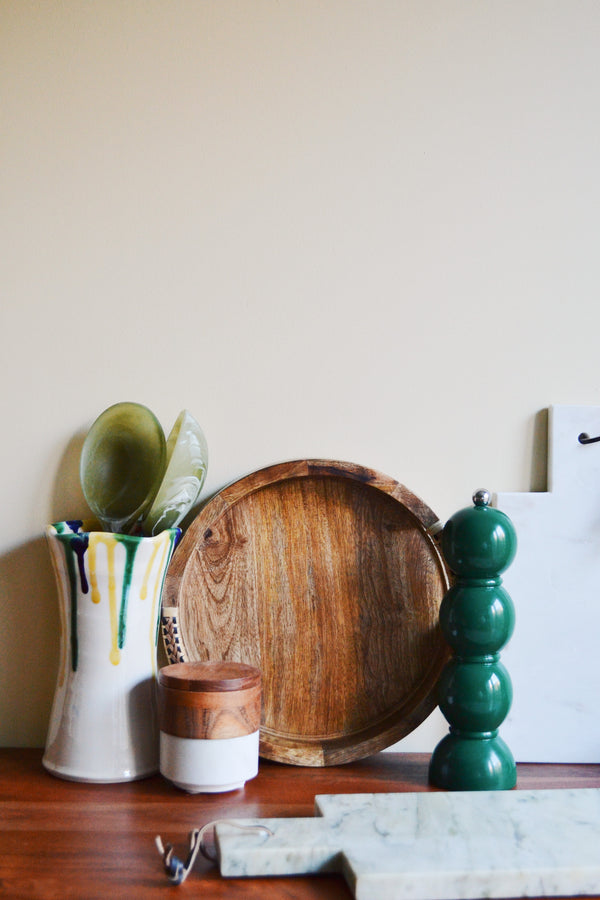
[2, 1, 599, 748]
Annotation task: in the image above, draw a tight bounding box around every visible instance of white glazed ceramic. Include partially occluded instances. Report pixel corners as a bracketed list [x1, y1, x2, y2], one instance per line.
[43, 520, 179, 782]
[160, 731, 260, 793]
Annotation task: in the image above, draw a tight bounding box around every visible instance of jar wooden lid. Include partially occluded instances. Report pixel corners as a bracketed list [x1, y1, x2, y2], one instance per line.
[158, 662, 261, 740]
[158, 661, 261, 693]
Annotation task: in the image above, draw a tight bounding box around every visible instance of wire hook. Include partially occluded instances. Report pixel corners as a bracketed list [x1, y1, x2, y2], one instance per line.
[578, 432, 600, 444]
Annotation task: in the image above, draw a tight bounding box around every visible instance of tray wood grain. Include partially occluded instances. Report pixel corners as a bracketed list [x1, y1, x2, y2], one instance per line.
[162, 460, 451, 766]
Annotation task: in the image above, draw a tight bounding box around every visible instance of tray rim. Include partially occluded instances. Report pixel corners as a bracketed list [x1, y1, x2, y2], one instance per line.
[161, 459, 451, 765]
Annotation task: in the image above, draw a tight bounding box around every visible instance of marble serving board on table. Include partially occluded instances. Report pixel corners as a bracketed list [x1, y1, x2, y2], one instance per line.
[215, 789, 600, 899]
[496, 404, 600, 762]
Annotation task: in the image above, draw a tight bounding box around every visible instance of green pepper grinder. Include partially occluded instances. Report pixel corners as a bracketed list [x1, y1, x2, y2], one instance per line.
[429, 489, 517, 791]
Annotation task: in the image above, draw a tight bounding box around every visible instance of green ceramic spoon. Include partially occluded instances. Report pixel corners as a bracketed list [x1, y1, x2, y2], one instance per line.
[142, 409, 208, 536]
[80, 401, 166, 534]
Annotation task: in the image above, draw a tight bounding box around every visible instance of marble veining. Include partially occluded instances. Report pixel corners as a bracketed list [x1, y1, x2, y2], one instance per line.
[215, 789, 600, 899]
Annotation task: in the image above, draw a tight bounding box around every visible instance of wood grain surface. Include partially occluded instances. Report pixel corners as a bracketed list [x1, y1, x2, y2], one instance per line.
[2, 749, 599, 900]
[158, 661, 261, 693]
[158, 683, 261, 739]
[158, 662, 262, 739]
[163, 460, 452, 765]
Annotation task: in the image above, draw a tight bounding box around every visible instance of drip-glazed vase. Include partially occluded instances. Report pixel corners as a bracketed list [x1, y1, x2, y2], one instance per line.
[43, 520, 179, 782]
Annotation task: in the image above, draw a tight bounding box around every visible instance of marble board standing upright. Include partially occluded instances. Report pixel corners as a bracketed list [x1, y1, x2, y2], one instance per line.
[496, 404, 600, 762]
[215, 788, 600, 899]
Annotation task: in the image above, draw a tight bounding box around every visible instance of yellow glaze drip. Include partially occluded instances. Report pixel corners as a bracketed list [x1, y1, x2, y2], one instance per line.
[88, 534, 121, 666]
[140, 540, 161, 601]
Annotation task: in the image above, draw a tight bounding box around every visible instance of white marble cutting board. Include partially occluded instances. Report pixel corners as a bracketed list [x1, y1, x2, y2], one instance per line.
[215, 788, 600, 899]
[496, 404, 600, 763]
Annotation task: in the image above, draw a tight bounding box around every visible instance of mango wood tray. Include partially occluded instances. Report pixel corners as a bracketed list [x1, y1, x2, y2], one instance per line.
[161, 460, 451, 766]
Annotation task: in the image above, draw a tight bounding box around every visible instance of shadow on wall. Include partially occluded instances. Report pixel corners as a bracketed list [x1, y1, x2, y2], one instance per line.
[530, 408, 548, 493]
[0, 430, 92, 748]
[0, 411, 549, 748]
[0, 537, 59, 746]
[50, 430, 90, 523]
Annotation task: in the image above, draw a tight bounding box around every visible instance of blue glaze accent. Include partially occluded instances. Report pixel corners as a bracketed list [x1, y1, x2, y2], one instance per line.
[70, 533, 90, 595]
[65, 520, 84, 533]
[53, 531, 91, 670]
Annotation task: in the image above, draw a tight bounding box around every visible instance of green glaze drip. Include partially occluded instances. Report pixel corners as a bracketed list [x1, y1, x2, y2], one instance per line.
[153, 529, 179, 647]
[114, 535, 141, 650]
[64, 543, 79, 672]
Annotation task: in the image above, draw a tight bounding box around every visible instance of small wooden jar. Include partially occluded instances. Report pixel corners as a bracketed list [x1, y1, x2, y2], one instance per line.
[158, 661, 261, 793]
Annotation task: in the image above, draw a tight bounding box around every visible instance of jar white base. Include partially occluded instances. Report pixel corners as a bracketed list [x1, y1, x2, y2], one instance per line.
[169, 779, 246, 793]
[160, 730, 259, 794]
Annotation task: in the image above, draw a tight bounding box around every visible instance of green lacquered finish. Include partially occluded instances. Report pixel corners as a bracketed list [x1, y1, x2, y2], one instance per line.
[429, 489, 517, 791]
[440, 499, 517, 578]
[437, 656, 513, 733]
[428, 731, 516, 791]
[439, 582, 515, 657]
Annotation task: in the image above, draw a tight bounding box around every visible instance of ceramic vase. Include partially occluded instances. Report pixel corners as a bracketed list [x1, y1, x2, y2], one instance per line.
[43, 520, 179, 783]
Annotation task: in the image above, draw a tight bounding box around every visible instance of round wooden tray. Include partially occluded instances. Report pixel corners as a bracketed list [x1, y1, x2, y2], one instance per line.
[161, 460, 451, 766]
